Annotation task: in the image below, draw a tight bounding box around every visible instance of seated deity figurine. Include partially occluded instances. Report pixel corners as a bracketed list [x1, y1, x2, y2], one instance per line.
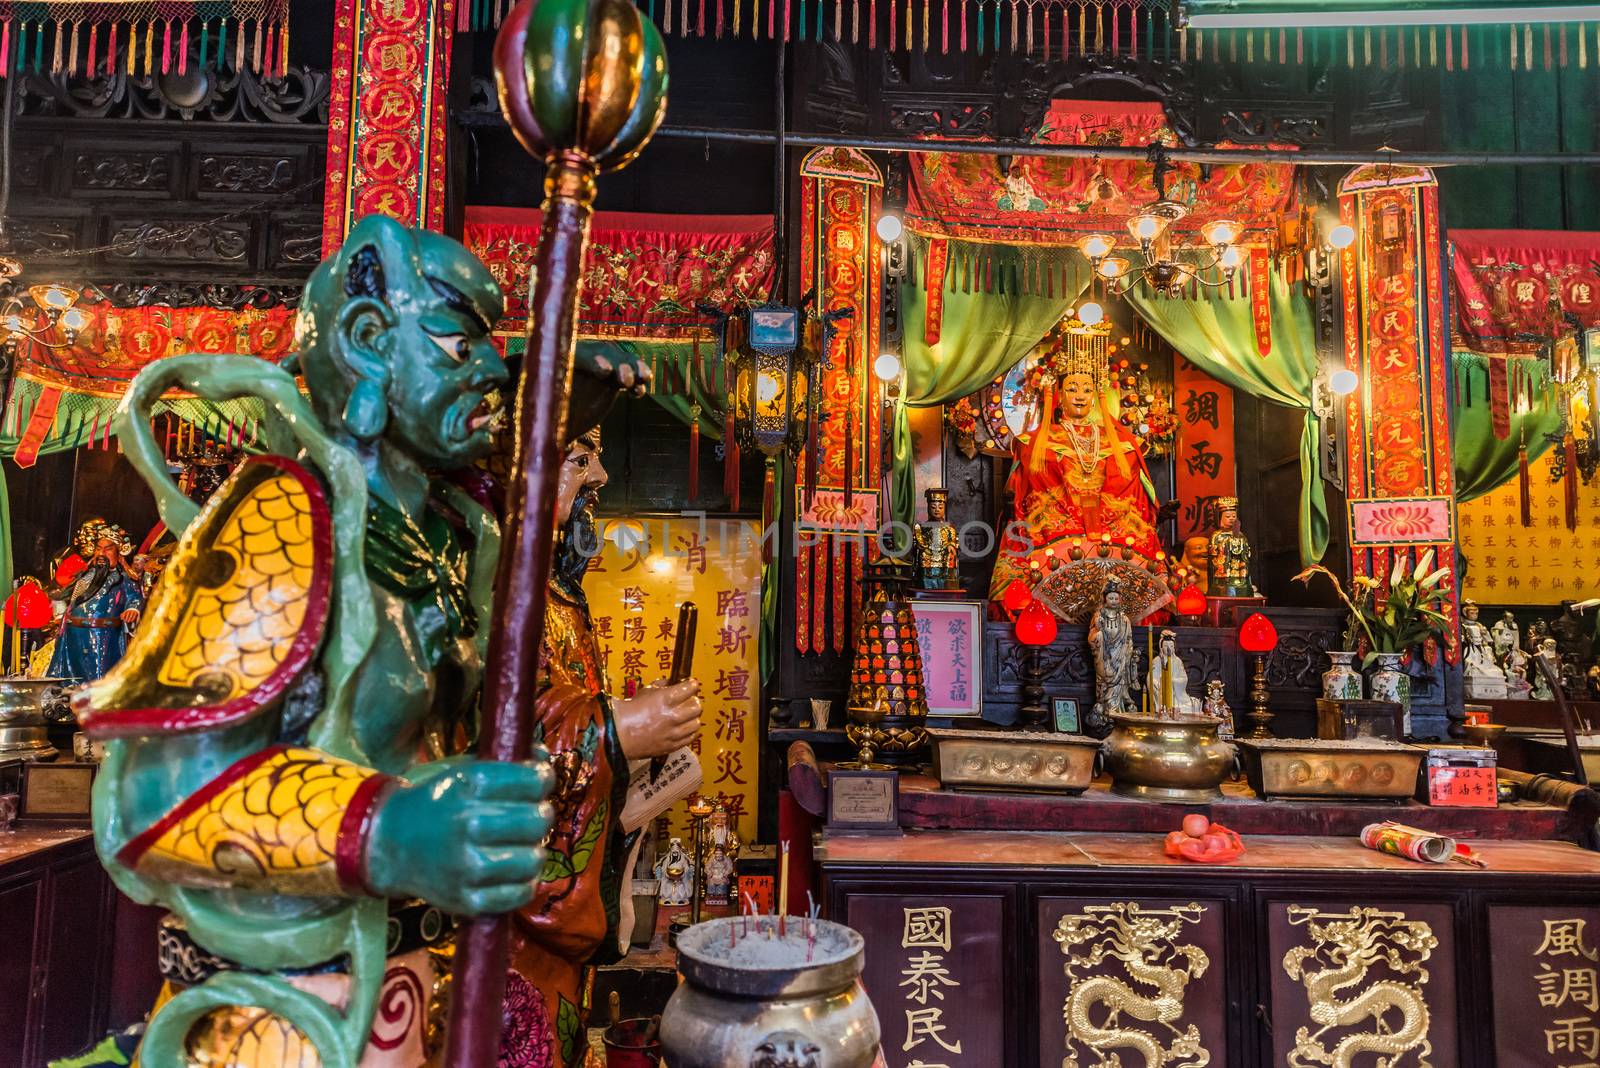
[989, 325, 1164, 602]
[69, 218, 655, 1068]
[1461, 601, 1506, 700]
[1146, 629, 1201, 718]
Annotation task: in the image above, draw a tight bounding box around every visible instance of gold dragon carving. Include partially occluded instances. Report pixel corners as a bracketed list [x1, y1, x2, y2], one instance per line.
[1053, 902, 1212, 1068]
[1281, 905, 1438, 1068]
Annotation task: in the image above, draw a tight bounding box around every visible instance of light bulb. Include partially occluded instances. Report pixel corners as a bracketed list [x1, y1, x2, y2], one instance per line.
[59, 307, 89, 333]
[1205, 221, 1240, 246]
[1079, 234, 1114, 261]
[1133, 216, 1160, 241]
[1329, 369, 1359, 396]
[873, 351, 902, 382]
[42, 286, 73, 310]
[1328, 223, 1357, 250]
[1219, 246, 1243, 270]
[1098, 257, 1130, 280]
[756, 371, 782, 405]
[1078, 302, 1104, 326]
[4, 315, 24, 333]
[875, 213, 904, 243]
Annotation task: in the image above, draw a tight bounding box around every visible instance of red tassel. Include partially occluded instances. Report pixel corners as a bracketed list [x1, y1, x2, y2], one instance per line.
[458, 1, 471, 31]
[724, 408, 741, 511]
[0, 22, 10, 70]
[1519, 441, 1532, 527]
[1566, 433, 1580, 529]
[869, 0, 876, 46]
[178, 21, 189, 74]
[107, 22, 117, 75]
[161, 19, 171, 73]
[688, 417, 700, 501]
[761, 460, 777, 564]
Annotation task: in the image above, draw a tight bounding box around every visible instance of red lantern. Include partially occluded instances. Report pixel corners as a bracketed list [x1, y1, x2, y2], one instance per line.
[1175, 584, 1208, 618]
[1001, 578, 1034, 615]
[1238, 611, 1278, 654]
[54, 552, 87, 588]
[1015, 598, 1059, 647]
[3, 580, 53, 629]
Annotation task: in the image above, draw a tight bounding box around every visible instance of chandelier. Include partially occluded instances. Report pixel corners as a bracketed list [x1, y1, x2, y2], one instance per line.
[1073, 160, 1244, 298]
[0, 256, 89, 351]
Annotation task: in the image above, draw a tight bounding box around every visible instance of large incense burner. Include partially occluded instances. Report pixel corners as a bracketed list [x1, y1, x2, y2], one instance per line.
[1103, 712, 1236, 802]
[0, 677, 66, 761]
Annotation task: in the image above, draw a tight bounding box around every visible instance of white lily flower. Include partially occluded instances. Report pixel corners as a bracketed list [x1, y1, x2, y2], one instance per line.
[1412, 548, 1435, 582]
[1420, 567, 1450, 589]
[1390, 555, 1407, 588]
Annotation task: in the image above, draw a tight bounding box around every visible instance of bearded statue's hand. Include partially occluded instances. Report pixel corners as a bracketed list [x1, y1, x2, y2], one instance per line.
[614, 679, 703, 760]
[364, 758, 554, 915]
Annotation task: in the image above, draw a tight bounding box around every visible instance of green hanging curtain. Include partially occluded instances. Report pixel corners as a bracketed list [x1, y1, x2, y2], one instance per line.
[891, 238, 1091, 529]
[1451, 351, 1563, 502]
[900, 238, 1091, 406]
[631, 339, 729, 440]
[1124, 271, 1329, 566]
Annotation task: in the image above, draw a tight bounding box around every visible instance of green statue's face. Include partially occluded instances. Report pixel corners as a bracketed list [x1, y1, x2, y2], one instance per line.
[383, 278, 509, 469]
[296, 218, 511, 471]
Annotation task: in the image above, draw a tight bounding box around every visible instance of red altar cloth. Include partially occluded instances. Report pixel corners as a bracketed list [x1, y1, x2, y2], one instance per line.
[1450, 229, 1600, 354]
[463, 206, 776, 341]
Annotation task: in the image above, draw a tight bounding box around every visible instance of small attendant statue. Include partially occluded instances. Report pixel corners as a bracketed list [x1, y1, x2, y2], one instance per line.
[1202, 678, 1234, 739]
[1491, 611, 1521, 671]
[1505, 643, 1533, 699]
[701, 805, 740, 906]
[1146, 629, 1201, 717]
[1207, 497, 1253, 598]
[1461, 601, 1507, 699]
[914, 487, 962, 591]
[1531, 638, 1561, 701]
[656, 838, 695, 906]
[1088, 579, 1137, 736]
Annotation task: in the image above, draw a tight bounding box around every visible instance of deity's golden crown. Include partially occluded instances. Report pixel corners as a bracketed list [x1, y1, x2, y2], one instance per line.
[1030, 314, 1113, 391]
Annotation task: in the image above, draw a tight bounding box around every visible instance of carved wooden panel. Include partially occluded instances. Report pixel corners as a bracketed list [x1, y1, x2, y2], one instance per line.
[1488, 904, 1600, 1066]
[1266, 900, 1458, 1068]
[70, 150, 173, 195]
[1037, 896, 1230, 1068]
[102, 217, 253, 264]
[846, 891, 1011, 1067]
[195, 153, 302, 197]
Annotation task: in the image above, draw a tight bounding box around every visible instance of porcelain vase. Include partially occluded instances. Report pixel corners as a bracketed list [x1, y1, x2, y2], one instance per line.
[1367, 652, 1412, 734]
[1321, 651, 1364, 701]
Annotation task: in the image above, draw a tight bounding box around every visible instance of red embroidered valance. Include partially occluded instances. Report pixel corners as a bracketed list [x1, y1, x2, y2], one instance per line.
[1449, 228, 1600, 355]
[905, 101, 1298, 247]
[464, 207, 776, 342]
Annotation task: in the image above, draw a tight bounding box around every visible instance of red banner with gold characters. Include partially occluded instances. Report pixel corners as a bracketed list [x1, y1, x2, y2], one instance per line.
[463, 206, 776, 341]
[1339, 165, 1458, 659]
[798, 148, 883, 656]
[323, 0, 457, 252]
[584, 517, 763, 844]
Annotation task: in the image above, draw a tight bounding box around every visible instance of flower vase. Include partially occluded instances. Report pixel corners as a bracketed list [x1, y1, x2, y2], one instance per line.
[1321, 651, 1364, 701]
[1366, 653, 1412, 734]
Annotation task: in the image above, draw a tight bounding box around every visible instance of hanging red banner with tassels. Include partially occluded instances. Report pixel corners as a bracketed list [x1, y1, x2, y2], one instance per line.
[924, 237, 948, 346]
[1250, 247, 1273, 356]
[0, 1, 289, 78]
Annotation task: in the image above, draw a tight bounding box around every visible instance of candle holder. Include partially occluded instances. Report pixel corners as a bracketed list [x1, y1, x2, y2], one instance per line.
[1238, 612, 1279, 740]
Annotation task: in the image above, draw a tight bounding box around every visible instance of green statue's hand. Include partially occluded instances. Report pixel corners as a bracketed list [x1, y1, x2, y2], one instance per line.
[364, 758, 553, 915]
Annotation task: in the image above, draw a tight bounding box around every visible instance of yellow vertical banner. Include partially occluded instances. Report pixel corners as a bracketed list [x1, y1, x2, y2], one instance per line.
[584, 517, 763, 845]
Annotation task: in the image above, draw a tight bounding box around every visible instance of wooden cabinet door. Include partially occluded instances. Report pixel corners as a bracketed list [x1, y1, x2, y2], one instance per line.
[35, 852, 114, 1065]
[0, 875, 44, 1065]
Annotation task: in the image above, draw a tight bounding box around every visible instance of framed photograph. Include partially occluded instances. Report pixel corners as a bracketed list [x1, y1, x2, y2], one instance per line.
[826, 769, 900, 834]
[911, 600, 984, 718]
[21, 761, 97, 820]
[1052, 698, 1080, 734]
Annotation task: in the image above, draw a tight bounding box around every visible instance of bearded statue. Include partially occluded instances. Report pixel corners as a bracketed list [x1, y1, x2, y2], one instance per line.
[71, 216, 648, 1068]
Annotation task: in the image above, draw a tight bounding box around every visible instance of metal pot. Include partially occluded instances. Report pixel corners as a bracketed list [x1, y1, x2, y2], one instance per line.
[1103, 713, 1236, 803]
[660, 917, 880, 1068]
[0, 677, 67, 761]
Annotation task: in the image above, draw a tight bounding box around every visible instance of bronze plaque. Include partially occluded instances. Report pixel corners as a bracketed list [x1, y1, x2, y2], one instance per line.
[20, 761, 95, 819]
[845, 893, 1005, 1067]
[1036, 897, 1228, 1068]
[1489, 904, 1600, 1066]
[827, 769, 900, 832]
[1267, 900, 1456, 1068]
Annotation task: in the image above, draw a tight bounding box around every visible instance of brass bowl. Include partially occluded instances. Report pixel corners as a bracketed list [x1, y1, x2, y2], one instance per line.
[1103, 714, 1236, 803]
[1462, 722, 1508, 747]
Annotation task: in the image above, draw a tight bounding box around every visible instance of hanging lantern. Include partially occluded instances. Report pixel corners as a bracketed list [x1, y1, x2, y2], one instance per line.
[3, 579, 52, 630]
[1001, 578, 1034, 615]
[728, 304, 814, 459]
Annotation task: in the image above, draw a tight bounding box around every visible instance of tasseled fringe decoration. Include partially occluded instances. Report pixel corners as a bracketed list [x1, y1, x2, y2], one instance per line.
[724, 406, 740, 511]
[1566, 432, 1580, 530]
[1519, 435, 1532, 527]
[688, 404, 702, 502]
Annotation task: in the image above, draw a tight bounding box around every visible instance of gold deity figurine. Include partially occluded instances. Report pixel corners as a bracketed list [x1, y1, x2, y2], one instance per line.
[1207, 497, 1252, 599]
[915, 487, 962, 591]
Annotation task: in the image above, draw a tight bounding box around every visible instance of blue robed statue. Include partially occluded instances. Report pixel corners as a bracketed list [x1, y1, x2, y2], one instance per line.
[47, 520, 144, 683]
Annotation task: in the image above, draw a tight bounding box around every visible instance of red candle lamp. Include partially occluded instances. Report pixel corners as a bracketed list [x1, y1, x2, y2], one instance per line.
[1238, 612, 1278, 739]
[1001, 577, 1033, 615]
[1014, 597, 1057, 728]
[1174, 584, 1207, 625]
